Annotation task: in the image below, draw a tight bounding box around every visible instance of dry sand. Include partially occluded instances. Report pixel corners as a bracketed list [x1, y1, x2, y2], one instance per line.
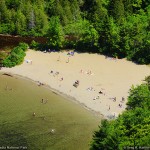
[1, 49, 150, 119]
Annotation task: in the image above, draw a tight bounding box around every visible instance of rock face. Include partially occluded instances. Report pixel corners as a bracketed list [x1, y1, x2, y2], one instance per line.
[0, 34, 47, 51]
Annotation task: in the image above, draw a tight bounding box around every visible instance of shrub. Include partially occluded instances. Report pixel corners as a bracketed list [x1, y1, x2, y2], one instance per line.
[3, 42, 28, 68]
[18, 43, 29, 51]
[30, 40, 39, 50]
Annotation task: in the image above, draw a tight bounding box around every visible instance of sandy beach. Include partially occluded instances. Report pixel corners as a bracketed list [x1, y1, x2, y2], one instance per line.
[1, 49, 150, 119]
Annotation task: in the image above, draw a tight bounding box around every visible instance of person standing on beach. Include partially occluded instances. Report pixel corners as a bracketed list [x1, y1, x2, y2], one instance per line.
[113, 97, 116, 102]
[57, 56, 60, 61]
[60, 77, 63, 81]
[66, 57, 69, 63]
[121, 97, 125, 102]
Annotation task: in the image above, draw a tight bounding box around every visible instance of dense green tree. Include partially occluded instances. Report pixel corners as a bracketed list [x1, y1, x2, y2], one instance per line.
[64, 19, 99, 51]
[15, 10, 27, 35]
[120, 11, 150, 63]
[47, 16, 64, 50]
[45, 0, 55, 17]
[70, 0, 81, 22]
[123, 0, 133, 15]
[0, 0, 9, 23]
[126, 84, 150, 110]
[103, 17, 122, 56]
[63, 0, 72, 23]
[76, 22, 99, 51]
[109, 0, 125, 24]
[34, 6, 49, 36]
[55, 1, 67, 26]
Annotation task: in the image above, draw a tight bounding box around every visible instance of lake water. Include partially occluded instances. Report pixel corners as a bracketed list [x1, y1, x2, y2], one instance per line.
[0, 73, 100, 150]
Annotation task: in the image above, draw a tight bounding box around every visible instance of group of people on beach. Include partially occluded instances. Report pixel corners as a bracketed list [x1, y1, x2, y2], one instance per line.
[80, 69, 93, 75]
[92, 89, 105, 100]
[73, 80, 80, 88]
[89, 86, 126, 113]
[37, 81, 44, 86]
[108, 96, 125, 111]
[49, 70, 64, 82]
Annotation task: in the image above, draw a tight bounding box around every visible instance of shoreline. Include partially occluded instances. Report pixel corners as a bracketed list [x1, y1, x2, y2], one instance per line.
[1, 49, 149, 119]
[1, 72, 104, 119]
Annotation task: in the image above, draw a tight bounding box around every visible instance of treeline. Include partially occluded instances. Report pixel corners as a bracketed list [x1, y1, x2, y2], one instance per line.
[0, 0, 150, 64]
[90, 76, 150, 149]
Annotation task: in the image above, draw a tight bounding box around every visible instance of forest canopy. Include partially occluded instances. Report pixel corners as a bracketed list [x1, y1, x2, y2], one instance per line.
[0, 0, 150, 64]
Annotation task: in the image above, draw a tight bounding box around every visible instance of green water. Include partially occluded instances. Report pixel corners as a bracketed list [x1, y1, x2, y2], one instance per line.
[0, 73, 100, 150]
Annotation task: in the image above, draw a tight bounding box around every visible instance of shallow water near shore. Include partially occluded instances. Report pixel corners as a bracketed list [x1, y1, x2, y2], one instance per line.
[0, 73, 100, 150]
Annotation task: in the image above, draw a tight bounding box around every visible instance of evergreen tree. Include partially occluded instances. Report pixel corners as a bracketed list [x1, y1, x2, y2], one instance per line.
[47, 16, 64, 50]
[123, 0, 133, 15]
[63, 0, 72, 23]
[70, 0, 81, 22]
[0, 0, 11, 23]
[34, 6, 49, 36]
[15, 10, 27, 35]
[109, 0, 125, 24]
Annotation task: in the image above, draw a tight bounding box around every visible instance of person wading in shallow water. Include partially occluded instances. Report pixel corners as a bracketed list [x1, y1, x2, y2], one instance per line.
[41, 99, 44, 103]
[33, 112, 36, 116]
